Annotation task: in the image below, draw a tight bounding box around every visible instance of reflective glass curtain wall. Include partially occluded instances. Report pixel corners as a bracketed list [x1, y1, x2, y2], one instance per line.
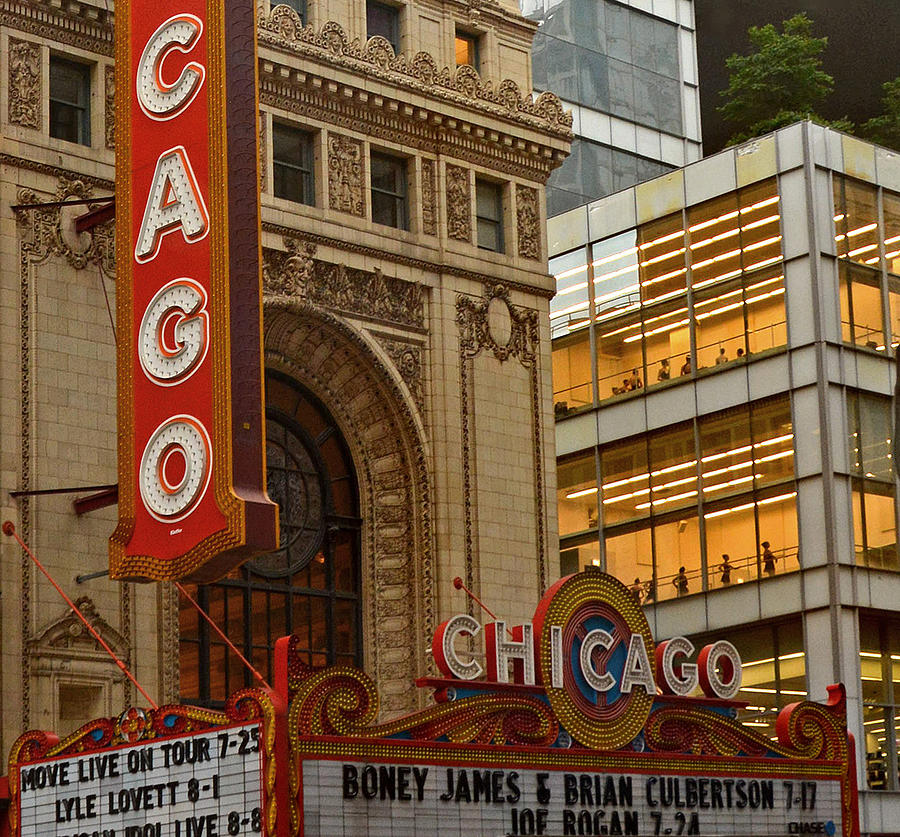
[834, 176, 900, 352]
[550, 179, 785, 412]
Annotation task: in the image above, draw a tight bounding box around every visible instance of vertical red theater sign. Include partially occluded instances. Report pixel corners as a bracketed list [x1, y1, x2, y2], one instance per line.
[110, 0, 278, 580]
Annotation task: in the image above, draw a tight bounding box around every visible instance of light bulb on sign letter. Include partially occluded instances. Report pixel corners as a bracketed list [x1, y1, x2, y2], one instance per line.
[137, 14, 206, 120]
[135, 146, 209, 263]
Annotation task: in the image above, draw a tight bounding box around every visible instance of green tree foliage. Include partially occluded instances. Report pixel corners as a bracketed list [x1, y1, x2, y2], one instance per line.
[861, 77, 900, 151]
[718, 13, 852, 145]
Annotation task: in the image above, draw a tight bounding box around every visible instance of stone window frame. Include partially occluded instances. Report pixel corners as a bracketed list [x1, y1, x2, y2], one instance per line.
[49, 53, 93, 147]
[272, 119, 317, 207]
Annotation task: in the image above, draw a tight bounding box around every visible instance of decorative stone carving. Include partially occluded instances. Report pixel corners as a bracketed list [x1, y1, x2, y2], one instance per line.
[421, 160, 437, 236]
[328, 134, 364, 216]
[2, 1, 114, 57]
[16, 180, 115, 274]
[457, 284, 537, 364]
[8, 39, 41, 129]
[264, 305, 433, 713]
[264, 240, 425, 330]
[105, 65, 115, 149]
[264, 237, 317, 297]
[516, 184, 540, 261]
[456, 285, 547, 599]
[256, 18, 572, 134]
[446, 165, 471, 242]
[380, 339, 425, 414]
[30, 598, 127, 655]
[15, 176, 117, 726]
[259, 111, 267, 193]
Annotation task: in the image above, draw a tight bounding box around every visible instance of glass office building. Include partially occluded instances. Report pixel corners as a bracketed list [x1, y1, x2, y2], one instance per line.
[522, 0, 702, 216]
[548, 122, 900, 832]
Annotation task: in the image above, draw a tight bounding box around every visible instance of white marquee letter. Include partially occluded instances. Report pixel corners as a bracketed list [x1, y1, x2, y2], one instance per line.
[579, 629, 615, 692]
[135, 146, 209, 263]
[137, 14, 205, 120]
[139, 415, 211, 521]
[621, 633, 656, 694]
[432, 614, 483, 681]
[139, 278, 209, 385]
[486, 622, 535, 685]
[698, 640, 743, 699]
[657, 637, 699, 696]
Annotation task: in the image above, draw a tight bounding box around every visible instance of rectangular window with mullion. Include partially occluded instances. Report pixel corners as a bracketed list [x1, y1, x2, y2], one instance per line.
[476, 178, 504, 252]
[273, 123, 315, 206]
[366, 1, 399, 52]
[370, 152, 408, 230]
[50, 57, 91, 146]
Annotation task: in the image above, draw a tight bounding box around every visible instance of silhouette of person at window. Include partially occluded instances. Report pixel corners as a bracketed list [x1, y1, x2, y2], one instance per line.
[715, 347, 728, 365]
[672, 566, 689, 597]
[657, 358, 671, 381]
[627, 369, 643, 390]
[762, 541, 777, 576]
[680, 355, 692, 376]
[720, 553, 732, 586]
[629, 578, 644, 603]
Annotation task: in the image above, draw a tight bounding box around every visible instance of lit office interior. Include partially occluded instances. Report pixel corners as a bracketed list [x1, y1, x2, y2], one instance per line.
[558, 396, 798, 599]
[551, 179, 784, 414]
[690, 620, 806, 741]
[834, 176, 900, 351]
[860, 613, 900, 790]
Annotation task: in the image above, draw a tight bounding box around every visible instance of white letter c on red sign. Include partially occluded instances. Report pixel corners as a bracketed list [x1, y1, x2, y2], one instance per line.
[137, 14, 205, 120]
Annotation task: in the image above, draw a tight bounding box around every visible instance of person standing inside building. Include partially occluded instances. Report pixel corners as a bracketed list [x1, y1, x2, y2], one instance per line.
[673, 566, 689, 597]
[720, 554, 732, 586]
[680, 355, 692, 376]
[715, 347, 728, 365]
[657, 358, 671, 381]
[762, 541, 777, 576]
[629, 577, 644, 603]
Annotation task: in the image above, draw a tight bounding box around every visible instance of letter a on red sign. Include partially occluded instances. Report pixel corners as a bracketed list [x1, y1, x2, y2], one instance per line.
[110, 0, 278, 581]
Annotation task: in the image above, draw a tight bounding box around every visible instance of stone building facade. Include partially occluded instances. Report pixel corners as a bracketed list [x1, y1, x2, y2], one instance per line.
[0, 0, 570, 752]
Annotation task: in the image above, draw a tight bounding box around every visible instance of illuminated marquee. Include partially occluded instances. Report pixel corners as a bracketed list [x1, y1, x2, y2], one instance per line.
[7, 693, 288, 837]
[282, 572, 859, 837]
[110, 0, 278, 580]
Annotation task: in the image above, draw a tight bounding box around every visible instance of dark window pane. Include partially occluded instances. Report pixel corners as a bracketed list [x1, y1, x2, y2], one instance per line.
[367, 1, 399, 50]
[476, 179, 503, 252]
[179, 375, 362, 708]
[370, 152, 408, 229]
[49, 57, 90, 145]
[273, 123, 314, 205]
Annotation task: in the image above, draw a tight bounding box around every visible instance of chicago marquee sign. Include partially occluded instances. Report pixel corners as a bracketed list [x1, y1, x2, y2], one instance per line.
[109, 0, 277, 581]
[6, 572, 859, 837]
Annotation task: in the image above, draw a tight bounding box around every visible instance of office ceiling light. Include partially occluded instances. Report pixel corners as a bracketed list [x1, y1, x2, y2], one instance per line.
[592, 246, 638, 268]
[554, 263, 589, 281]
[565, 486, 598, 500]
[689, 209, 740, 234]
[639, 228, 685, 251]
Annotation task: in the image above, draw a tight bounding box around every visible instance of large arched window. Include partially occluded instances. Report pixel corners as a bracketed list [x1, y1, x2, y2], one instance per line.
[179, 371, 362, 707]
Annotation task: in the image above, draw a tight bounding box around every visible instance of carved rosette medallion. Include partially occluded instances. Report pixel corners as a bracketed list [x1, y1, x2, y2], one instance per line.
[9, 39, 41, 129]
[328, 134, 364, 216]
[446, 164, 471, 242]
[421, 160, 437, 236]
[516, 184, 540, 261]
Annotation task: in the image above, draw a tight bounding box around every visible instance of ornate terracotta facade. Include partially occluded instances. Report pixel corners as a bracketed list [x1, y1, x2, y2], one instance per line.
[0, 0, 570, 753]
